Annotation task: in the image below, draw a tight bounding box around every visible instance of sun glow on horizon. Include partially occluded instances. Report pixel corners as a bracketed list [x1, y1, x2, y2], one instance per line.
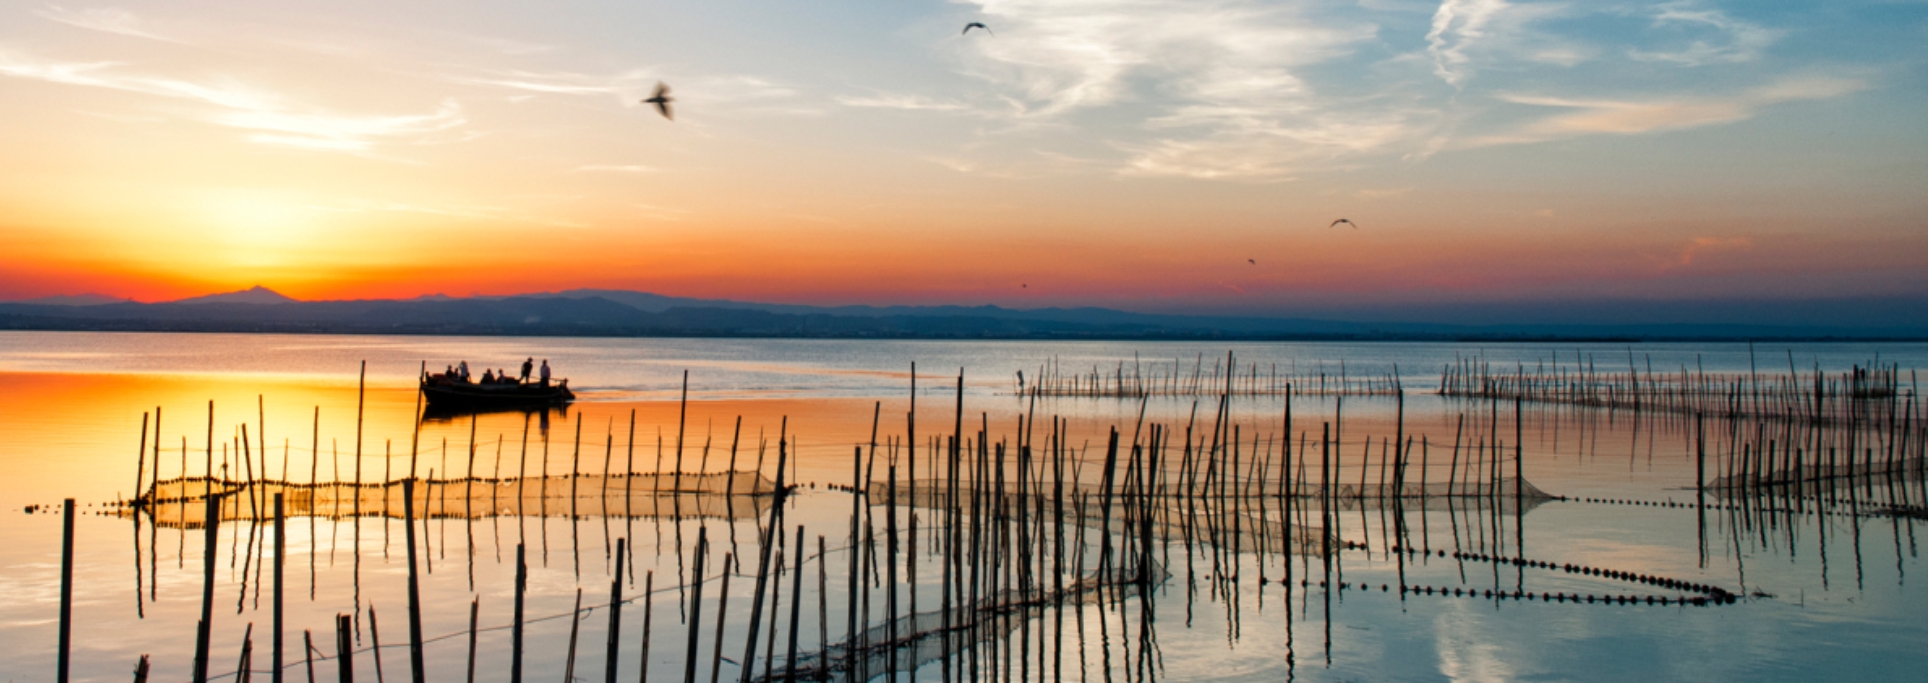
[0, 0, 1923, 310]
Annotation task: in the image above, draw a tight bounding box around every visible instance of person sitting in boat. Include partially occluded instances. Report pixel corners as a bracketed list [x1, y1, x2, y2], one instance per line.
[539, 359, 552, 386]
[520, 358, 534, 384]
[481, 368, 496, 384]
[496, 369, 510, 385]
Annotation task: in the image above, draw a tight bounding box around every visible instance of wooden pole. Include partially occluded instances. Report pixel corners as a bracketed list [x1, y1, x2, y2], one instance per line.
[639, 571, 654, 683]
[369, 606, 386, 683]
[785, 525, 806, 683]
[401, 478, 426, 683]
[336, 615, 354, 683]
[564, 589, 584, 683]
[607, 537, 627, 683]
[134, 413, 149, 507]
[58, 498, 76, 683]
[195, 494, 220, 683]
[467, 598, 479, 683]
[708, 557, 733, 683]
[134, 655, 151, 683]
[683, 528, 710, 683]
[511, 543, 526, 683]
[274, 493, 286, 683]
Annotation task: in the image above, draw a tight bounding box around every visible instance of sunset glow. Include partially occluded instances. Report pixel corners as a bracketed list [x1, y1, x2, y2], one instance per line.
[2, 0, 1923, 313]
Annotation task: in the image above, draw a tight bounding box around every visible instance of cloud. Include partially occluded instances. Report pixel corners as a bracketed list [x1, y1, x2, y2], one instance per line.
[1469, 75, 1864, 146]
[836, 93, 968, 111]
[1672, 236, 1752, 267]
[0, 49, 466, 154]
[955, 0, 1420, 179]
[1426, 0, 1511, 86]
[454, 70, 811, 115]
[36, 5, 182, 44]
[572, 164, 658, 173]
[962, 0, 1367, 117]
[1631, 2, 1783, 66]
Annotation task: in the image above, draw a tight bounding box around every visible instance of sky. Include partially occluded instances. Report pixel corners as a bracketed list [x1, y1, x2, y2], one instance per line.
[0, 0, 1925, 316]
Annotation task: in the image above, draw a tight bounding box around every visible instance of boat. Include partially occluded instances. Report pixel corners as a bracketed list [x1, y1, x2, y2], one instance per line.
[419, 372, 574, 409]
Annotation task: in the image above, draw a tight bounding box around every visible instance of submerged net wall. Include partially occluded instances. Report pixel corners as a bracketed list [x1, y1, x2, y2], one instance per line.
[125, 471, 778, 527]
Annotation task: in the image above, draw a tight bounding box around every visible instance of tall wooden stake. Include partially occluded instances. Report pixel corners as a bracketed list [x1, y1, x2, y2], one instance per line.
[194, 494, 220, 683]
[58, 498, 76, 683]
[401, 479, 426, 683]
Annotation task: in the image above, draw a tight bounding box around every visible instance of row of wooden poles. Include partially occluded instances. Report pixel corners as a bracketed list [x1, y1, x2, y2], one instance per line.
[123, 368, 786, 520]
[68, 361, 1566, 683]
[1021, 352, 1402, 398]
[1438, 350, 1918, 425]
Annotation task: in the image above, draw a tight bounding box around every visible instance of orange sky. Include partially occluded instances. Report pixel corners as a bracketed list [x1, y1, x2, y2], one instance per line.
[2, 1, 1924, 312]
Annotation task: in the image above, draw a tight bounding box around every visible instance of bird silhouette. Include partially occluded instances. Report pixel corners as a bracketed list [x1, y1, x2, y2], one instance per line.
[1329, 218, 1357, 229]
[1248, 259, 1256, 265]
[963, 22, 993, 36]
[642, 82, 674, 121]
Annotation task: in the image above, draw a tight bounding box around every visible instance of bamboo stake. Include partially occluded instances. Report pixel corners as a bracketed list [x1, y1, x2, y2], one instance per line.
[639, 571, 654, 683]
[467, 598, 479, 683]
[58, 498, 75, 683]
[195, 494, 219, 683]
[336, 615, 354, 683]
[402, 479, 425, 683]
[608, 537, 627, 683]
[512, 544, 526, 683]
[708, 557, 733, 683]
[684, 528, 710, 683]
[785, 525, 806, 682]
[274, 493, 286, 683]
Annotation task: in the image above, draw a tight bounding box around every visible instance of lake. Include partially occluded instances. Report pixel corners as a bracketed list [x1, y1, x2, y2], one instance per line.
[4, 331, 1926, 681]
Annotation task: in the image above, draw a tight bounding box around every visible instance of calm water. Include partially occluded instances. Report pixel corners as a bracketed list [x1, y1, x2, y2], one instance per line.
[3, 331, 1926, 681]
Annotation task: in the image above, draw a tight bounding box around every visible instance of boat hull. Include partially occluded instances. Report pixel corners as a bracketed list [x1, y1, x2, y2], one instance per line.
[420, 380, 574, 409]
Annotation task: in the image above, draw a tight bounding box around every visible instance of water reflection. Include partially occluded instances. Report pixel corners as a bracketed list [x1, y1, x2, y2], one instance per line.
[8, 339, 1928, 681]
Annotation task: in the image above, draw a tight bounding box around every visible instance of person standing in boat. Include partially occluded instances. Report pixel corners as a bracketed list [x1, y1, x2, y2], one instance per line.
[539, 359, 552, 386]
[520, 357, 534, 384]
[458, 360, 471, 383]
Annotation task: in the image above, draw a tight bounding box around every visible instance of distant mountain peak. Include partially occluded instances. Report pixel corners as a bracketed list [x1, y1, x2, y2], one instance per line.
[171, 285, 298, 305]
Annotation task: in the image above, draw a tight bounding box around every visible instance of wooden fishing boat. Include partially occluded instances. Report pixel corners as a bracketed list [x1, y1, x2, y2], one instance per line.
[419, 374, 574, 409]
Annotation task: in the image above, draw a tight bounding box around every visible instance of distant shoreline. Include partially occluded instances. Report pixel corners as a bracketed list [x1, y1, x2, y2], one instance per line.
[5, 320, 1924, 344]
[6, 290, 1926, 343]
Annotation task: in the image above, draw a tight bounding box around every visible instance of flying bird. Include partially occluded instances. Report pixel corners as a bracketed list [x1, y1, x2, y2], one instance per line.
[963, 22, 993, 36]
[642, 82, 674, 121]
[1329, 218, 1357, 229]
[1248, 259, 1256, 265]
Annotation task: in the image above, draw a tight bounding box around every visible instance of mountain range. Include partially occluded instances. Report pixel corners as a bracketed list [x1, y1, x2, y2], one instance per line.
[2, 287, 1924, 340]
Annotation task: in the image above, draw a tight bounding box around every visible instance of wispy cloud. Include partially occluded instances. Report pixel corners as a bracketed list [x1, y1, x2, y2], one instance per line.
[572, 164, 658, 173]
[455, 68, 653, 98]
[1670, 236, 1753, 268]
[1631, 2, 1783, 66]
[454, 69, 812, 116]
[36, 5, 182, 44]
[955, 0, 1404, 179]
[1426, 0, 1511, 87]
[837, 93, 968, 111]
[0, 49, 466, 154]
[1471, 75, 1864, 146]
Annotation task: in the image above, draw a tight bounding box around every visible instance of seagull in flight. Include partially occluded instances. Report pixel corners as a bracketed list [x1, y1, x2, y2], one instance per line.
[1329, 218, 1357, 229]
[1248, 259, 1256, 265]
[642, 82, 674, 121]
[963, 22, 993, 36]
